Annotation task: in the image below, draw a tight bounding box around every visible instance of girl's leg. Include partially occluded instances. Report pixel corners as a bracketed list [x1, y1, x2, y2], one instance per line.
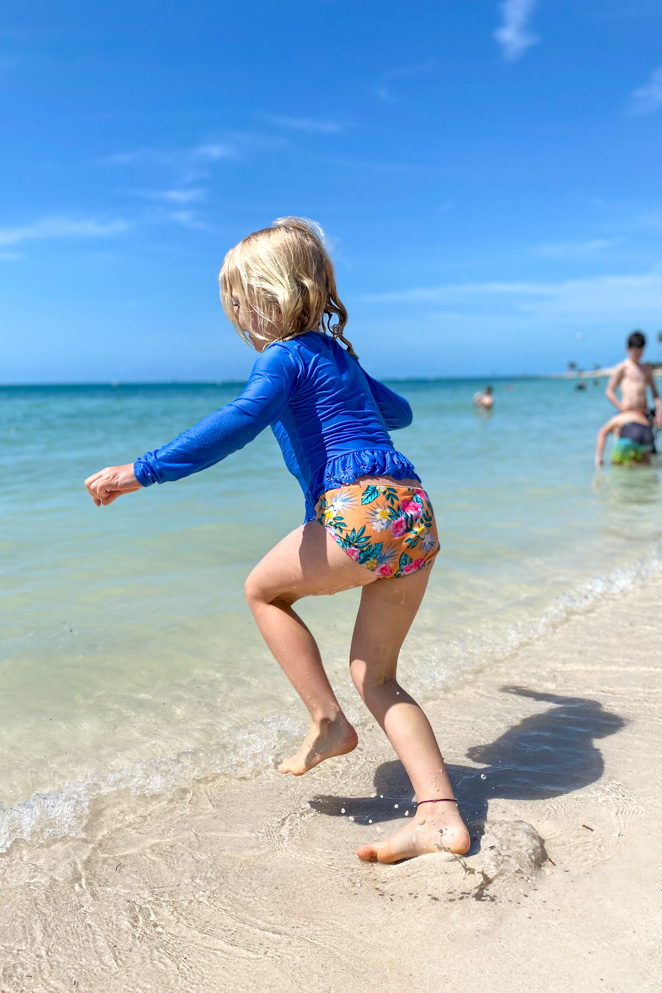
[244, 521, 377, 775]
[349, 569, 471, 861]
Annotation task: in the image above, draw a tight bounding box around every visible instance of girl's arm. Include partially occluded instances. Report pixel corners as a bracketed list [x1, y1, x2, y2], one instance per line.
[360, 368, 413, 430]
[85, 344, 299, 504]
[135, 346, 299, 485]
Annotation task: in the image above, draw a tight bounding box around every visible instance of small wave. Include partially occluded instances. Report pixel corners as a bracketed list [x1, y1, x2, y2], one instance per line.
[0, 712, 302, 853]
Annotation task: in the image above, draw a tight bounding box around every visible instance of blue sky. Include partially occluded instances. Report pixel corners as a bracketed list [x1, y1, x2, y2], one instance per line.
[2, 0, 662, 382]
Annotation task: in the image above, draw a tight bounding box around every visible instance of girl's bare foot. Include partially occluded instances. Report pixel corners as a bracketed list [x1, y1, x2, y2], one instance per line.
[356, 803, 471, 863]
[279, 716, 358, 775]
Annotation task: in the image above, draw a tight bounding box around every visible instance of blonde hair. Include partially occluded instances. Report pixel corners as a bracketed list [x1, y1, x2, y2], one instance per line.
[219, 217, 357, 357]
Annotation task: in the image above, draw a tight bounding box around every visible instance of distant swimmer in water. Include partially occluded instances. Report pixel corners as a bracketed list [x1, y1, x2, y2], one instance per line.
[576, 380, 587, 391]
[595, 409, 656, 469]
[473, 385, 494, 409]
[606, 330, 662, 428]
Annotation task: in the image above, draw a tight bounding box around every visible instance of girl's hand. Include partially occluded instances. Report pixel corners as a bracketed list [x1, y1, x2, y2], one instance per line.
[85, 463, 141, 506]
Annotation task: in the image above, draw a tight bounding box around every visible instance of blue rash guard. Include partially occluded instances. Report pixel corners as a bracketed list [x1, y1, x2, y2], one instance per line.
[133, 331, 419, 522]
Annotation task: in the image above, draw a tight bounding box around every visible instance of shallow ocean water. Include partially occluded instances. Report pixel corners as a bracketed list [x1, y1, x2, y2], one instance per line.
[2, 377, 662, 850]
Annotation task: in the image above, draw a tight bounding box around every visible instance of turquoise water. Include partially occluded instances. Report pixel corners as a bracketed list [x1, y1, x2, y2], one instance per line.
[2, 378, 662, 850]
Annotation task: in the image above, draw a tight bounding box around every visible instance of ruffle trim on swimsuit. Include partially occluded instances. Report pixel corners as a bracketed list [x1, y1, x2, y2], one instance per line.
[304, 448, 420, 522]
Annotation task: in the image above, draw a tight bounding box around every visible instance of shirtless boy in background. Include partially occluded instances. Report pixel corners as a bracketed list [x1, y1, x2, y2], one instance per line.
[606, 331, 662, 427]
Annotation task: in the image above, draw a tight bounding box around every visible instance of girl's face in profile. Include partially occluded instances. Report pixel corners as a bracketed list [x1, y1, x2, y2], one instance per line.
[230, 286, 281, 351]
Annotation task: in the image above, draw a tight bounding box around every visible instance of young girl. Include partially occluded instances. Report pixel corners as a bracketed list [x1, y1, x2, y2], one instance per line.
[85, 218, 471, 863]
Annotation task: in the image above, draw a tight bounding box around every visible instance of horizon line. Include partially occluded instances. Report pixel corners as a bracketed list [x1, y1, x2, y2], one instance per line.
[0, 373, 580, 389]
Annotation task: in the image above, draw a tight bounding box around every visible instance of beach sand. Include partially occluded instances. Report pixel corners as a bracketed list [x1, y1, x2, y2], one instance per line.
[2, 578, 661, 992]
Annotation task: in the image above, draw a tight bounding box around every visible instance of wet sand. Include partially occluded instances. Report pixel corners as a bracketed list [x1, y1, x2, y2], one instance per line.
[2, 578, 662, 992]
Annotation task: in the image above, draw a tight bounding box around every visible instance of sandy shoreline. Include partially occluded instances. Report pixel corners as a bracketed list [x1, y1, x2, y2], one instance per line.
[2, 578, 662, 992]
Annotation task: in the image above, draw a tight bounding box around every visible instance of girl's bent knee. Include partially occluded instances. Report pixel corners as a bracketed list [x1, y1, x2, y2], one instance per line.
[244, 572, 264, 606]
[244, 573, 296, 609]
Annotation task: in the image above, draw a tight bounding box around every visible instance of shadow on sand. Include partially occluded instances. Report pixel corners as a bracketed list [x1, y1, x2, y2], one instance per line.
[309, 685, 626, 839]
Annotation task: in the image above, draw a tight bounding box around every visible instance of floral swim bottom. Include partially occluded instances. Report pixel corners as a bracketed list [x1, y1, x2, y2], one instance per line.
[315, 480, 440, 578]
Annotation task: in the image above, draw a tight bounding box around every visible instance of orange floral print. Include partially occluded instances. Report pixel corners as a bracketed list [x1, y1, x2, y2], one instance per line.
[315, 481, 439, 578]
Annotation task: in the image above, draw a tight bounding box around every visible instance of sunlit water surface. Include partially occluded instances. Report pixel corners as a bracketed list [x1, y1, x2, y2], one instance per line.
[2, 378, 661, 849]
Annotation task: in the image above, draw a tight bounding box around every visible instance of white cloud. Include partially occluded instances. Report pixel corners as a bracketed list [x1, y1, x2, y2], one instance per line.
[361, 281, 551, 304]
[373, 60, 436, 104]
[495, 0, 539, 61]
[531, 238, 621, 257]
[384, 60, 437, 81]
[102, 142, 237, 167]
[630, 66, 662, 115]
[103, 149, 170, 165]
[127, 187, 206, 204]
[330, 157, 442, 176]
[167, 210, 207, 230]
[0, 217, 129, 247]
[193, 143, 237, 160]
[263, 114, 350, 134]
[360, 269, 662, 320]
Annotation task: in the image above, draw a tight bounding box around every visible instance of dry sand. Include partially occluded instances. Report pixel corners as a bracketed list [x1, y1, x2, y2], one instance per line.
[2, 578, 661, 992]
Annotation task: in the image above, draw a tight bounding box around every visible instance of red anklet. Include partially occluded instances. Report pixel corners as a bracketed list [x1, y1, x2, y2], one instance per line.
[415, 798, 457, 807]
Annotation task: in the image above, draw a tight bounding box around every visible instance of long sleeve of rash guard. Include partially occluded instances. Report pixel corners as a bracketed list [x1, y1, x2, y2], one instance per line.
[361, 368, 413, 431]
[133, 344, 300, 486]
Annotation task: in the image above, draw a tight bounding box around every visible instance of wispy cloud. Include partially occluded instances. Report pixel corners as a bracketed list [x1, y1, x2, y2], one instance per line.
[263, 114, 351, 134]
[0, 217, 129, 247]
[127, 187, 206, 204]
[103, 142, 237, 167]
[329, 157, 443, 177]
[105, 149, 170, 166]
[0, 251, 22, 261]
[630, 66, 662, 115]
[100, 141, 240, 196]
[360, 269, 662, 318]
[531, 238, 621, 257]
[166, 210, 207, 230]
[495, 0, 539, 61]
[194, 142, 236, 160]
[361, 281, 551, 304]
[374, 59, 437, 103]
